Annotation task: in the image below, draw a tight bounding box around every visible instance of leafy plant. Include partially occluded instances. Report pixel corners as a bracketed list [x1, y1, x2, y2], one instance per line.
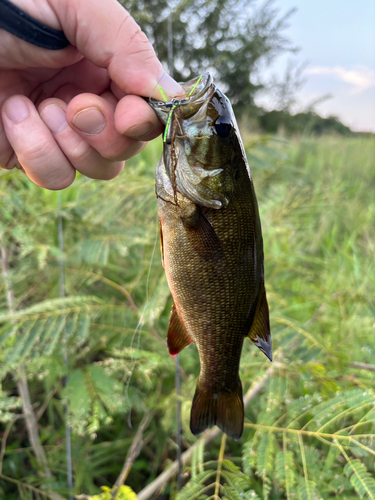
[1, 136, 374, 499]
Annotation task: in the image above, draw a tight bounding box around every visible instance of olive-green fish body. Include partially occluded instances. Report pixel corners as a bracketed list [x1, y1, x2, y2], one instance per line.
[149, 74, 271, 439]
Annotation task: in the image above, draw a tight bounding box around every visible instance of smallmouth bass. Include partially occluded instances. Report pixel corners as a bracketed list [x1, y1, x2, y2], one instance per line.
[148, 73, 271, 439]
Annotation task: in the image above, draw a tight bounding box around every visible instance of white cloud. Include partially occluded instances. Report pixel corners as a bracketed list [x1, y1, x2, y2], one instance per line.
[306, 65, 375, 93]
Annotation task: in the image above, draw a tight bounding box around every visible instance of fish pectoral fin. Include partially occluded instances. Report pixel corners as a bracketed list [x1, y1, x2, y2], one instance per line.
[181, 205, 224, 261]
[167, 304, 194, 356]
[190, 380, 244, 440]
[159, 220, 165, 268]
[246, 284, 272, 361]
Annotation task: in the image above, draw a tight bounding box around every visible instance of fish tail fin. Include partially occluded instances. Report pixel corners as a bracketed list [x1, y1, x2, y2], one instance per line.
[190, 380, 244, 440]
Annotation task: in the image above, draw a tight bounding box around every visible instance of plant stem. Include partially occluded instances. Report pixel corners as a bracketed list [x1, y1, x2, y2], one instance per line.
[348, 362, 375, 372]
[111, 412, 154, 499]
[15, 373, 52, 478]
[137, 366, 274, 500]
[244, 422, 374, 440]
[58, 191, 74, 500]
[214, 433, 226, 499]
[1, 243, 64, 500]
[176, 354, 182, 491]
[298, 433, 309, 492]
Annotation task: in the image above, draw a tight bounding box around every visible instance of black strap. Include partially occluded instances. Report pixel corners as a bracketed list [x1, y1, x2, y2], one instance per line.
[0, 0, 69, 50]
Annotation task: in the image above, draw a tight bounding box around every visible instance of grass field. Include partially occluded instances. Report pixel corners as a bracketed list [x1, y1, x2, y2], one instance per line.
[0, 134, 374, 499]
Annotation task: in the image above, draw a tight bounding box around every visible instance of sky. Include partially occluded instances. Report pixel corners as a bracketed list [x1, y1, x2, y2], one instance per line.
[255, 0, 375, 132]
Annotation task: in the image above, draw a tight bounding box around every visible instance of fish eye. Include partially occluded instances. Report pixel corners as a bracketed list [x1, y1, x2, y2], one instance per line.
[214, 115, 232, 138]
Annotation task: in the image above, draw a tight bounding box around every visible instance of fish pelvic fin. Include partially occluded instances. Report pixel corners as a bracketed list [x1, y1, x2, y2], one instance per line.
[167, 304, 194, 356]
[247, 284, 272, 361]
[190, 380, 244, 440]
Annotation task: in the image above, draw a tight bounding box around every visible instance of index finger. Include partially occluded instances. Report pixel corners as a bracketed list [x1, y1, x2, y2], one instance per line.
[49, 0, 183, 100]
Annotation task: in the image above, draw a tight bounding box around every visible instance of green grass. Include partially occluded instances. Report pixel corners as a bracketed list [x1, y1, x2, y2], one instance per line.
[0, 135, 374, 499]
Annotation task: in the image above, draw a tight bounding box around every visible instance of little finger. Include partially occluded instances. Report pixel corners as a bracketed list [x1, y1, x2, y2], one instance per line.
[1, 95, 76, 189]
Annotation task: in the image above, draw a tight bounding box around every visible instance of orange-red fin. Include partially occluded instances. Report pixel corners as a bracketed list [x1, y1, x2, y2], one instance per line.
[167, 304, 194, 356]
[190, 381, 244, 440]
[247, 285, 272, 361]
[159, 220, 165, 268]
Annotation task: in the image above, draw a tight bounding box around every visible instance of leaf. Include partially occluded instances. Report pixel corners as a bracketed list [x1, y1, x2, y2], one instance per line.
[322, 443, 340, 473]
[221, 470, 252, 492]
[176, 472, 214, 500]
[62, 365, 127, 436]
[276, 451, 296, 489]
[222, 485, 246, 500]
[43, 314, 65, 356]
[344, 459, 375, 499]
[19, 319, 45, 358]
[222, 459, 241, 473]
[0, 324, 17, 347]
[243, 491, 261, 500]
[243, 440, 257, 477]
[223, 486, 262, 500]
[77, 313, 91, 346]
[297, 479, 319, 500]
[176, 482, 208, 500]
[256, 433, 276, 477]
[176, 470, 216, 500]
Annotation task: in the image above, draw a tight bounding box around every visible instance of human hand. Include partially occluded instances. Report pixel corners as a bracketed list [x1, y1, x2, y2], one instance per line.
[0, 0, 183, 189]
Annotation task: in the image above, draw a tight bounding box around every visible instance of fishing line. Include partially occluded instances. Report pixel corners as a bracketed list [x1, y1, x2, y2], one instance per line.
[124, 211, 160, 424]
[57, 191, 73, 500]
[158, 85, 168, 103]
[149, 70, 170, 102]
[188, 74, 203, 97]
[162, 74, 204, 143]
[163, 104, 177, 142]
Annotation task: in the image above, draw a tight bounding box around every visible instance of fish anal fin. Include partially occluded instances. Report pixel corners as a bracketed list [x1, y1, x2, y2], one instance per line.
[181, 205, 223, 261]
[190, 380, 244, 440]
[247, 285, 272, 361]
[167, 304, 194, 356]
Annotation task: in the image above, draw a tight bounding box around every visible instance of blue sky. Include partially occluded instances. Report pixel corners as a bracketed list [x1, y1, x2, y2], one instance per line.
[255, 0, 375, 131]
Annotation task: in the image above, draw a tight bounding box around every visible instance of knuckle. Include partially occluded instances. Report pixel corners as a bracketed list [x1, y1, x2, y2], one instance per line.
[18, 136, 52, 164]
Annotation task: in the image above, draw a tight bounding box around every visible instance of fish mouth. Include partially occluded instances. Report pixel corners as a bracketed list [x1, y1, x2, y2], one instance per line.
[147, 73, 214, 124]
[150, 72, 233, 210]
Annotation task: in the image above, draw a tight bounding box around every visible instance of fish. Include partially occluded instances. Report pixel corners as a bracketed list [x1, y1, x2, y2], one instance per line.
[148, 73, 271, 439]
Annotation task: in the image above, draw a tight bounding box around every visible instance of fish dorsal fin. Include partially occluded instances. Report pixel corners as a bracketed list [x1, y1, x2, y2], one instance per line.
[167, 304, 194, 356]
[246, 285, 272, 361]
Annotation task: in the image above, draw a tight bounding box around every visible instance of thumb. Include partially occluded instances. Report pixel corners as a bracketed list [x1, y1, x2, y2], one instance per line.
[49, 0, 183, 99]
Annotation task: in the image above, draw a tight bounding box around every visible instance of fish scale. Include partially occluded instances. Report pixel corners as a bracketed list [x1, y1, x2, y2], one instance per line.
[148, 73, 271, 439]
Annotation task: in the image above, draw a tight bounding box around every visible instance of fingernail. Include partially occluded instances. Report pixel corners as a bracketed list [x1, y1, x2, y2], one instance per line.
[5, 153, 18, 170]
[4, 99, 29, 123]
[16, 163, 25, 174]
[72, 107, 105, 135]
[126, 122, 153, 138]
[41, 104, 68, 134]
[154, 72, 185, 101]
